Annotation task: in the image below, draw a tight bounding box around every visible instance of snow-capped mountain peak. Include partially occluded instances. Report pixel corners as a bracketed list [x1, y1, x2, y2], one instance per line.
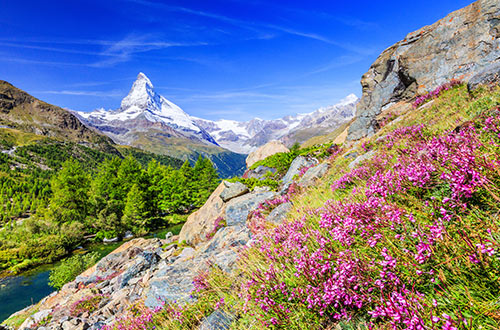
[117, 72, 199, 132]
[120, 72, 156, 111]
[74, 73, 218, 146]
[77, 73, 203, 133]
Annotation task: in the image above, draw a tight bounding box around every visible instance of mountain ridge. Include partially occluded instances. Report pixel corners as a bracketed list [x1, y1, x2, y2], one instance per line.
[193, 93, 358, 153]
[76, 73, 358, 154]
[0, 80, 116, 154]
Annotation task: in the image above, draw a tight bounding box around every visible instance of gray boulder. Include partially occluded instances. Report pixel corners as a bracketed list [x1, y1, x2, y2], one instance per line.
[199, 310, 234, 330]
[282, 156, 318, 185]
[299, 163, 329, 187]
[468, 61, 500, 90]
[177, 247, 196, 260]
[198, 226, 250, 257]
[267, 202, 293, 224]
[245, 165, 277, 180]
[348, 150, 376, 169]
[225, 191, 276, 226]
[119, 251, 159, 288]
[220, 181, 249, 202]
[145, 258, 198, 308]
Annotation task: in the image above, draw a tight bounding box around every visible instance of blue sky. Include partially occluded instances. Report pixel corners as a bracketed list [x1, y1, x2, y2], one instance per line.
[1, 0, 472, 121]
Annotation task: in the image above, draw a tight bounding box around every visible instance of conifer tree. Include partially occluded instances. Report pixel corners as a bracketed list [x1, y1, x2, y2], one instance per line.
[47, 159, 89, 224]
[122, 183, 149, 233]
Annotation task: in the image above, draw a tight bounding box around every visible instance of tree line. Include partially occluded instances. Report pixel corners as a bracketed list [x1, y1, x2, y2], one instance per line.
[0, 154, 219, 273]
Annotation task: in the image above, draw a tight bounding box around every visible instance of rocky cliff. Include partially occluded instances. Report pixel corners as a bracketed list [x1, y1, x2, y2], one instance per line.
[348, 0, 500, 140]
[0, 81, 116, 153]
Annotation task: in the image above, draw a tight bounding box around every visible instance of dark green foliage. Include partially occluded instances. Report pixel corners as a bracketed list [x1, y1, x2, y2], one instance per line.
[122, 184, 150, 234]
[119, 148, 184, 169]
[48, 252, 100, 290]
[46, 159, 90, 224]
[16, 140, 110, 170]
[158, 157, 219, 214]
[0, 137, 220, 274]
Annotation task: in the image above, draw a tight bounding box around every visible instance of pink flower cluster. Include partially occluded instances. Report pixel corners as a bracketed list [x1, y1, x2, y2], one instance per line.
[193, 269, 210, 293]
[101, 302, 185, 330]
[101, 305, 162, 330]
[205, 216, 225, 240]
[413, 80, 462, 108]
[298, 164, 315, 177]
[241, 115, 500, 328]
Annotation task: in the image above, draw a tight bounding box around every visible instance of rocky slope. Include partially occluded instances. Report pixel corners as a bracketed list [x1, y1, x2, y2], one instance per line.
[194, 94, 357, 154]
[2, 145, 332, 329]
[347, 0, 500, 140]
[0, 81, 116, 153]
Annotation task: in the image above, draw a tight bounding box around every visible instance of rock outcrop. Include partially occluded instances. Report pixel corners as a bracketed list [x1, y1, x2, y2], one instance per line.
[219, 181, 249, 202]
[245, 140, 289, 168]
[282, 156, 318, 185]
[178, 182, 226, 246]
[225, 191, 277, 226]
[299, 163, 330, 187]
[347, 0, 500, 140]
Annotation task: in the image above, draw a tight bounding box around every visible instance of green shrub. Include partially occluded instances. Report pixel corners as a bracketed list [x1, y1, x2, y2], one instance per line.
[48, 252, 99, 290]
[249, 143, 332, 175]
[227, 177, 280, 191]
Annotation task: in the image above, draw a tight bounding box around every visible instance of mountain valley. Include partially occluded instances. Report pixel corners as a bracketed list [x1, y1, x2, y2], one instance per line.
[2, 0, 500, 329]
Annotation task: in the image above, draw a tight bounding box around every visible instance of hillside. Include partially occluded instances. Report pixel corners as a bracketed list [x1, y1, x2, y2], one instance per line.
[0, 81, 116, 154]
[2, 0, 500, 329]
[6, 82, 500, 330]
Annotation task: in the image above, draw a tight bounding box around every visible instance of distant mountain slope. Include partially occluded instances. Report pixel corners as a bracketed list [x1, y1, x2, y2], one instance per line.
[76, 73, 218, 147]
[0, 80, 116, 153]
[0, 80, 184, 171]
[194, 94, 358, 153]
[75, 74, 246, 177]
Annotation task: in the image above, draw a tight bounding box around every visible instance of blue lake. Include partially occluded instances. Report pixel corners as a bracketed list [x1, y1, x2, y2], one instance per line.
[0, 266, 53, 322]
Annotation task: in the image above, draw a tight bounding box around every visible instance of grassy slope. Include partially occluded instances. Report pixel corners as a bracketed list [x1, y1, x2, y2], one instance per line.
[0, 81, 117, 154]
[126, 85, 500, 330]
[234, 85, 500, 329]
